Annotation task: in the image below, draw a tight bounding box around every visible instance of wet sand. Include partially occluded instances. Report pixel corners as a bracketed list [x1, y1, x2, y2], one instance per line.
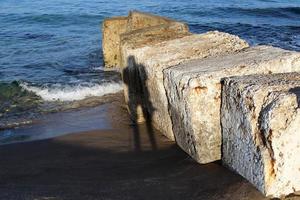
[0, 93, 298, 200]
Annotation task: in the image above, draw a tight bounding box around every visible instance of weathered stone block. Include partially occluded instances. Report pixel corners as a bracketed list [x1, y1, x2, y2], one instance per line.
[120, 22, 190, 125]
[120, 22, 190, 68]
[126, 10, 179, 31]
[102, 16, 128, 68]
[102, 11, 189, 68]
[122, 31, 248, 140]
[221, 73, 300, 198]
[164, 46, 300, 163]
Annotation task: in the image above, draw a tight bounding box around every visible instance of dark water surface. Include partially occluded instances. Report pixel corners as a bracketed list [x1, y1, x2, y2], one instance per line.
[0, 0, 300, 142]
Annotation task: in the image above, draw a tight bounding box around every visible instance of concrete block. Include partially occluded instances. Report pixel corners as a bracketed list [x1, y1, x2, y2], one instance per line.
[164, 46, 300, 163]
[102, 16, 128, 68]
[221, 73, 300, 198]
[122, 31, 248, 140]
[127, 10, 180, 31]
[120, 22, 190, 68]
[102, 11, 188, 68]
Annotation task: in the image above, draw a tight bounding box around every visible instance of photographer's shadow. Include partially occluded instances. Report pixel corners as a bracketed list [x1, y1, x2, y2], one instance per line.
[122, 56, 157, 152]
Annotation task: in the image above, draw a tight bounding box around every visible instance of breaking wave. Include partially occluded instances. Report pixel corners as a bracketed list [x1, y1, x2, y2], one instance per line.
[20, 82, 123, 101]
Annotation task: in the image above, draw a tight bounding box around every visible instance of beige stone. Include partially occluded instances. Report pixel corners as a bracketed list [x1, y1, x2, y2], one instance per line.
[121, 31, 248, 140]
[126, 10, 180, 31]
[221, 73, 300, 198]
[164, 46, 300, 163]
[102, 16, 128, 68]
[102, 11, 189, 68]
[120, 22, 190, 67]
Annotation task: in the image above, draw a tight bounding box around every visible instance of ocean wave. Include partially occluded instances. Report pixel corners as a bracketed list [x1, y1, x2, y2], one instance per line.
[91, 66, 104, 71]
[20, 82, 123, 101]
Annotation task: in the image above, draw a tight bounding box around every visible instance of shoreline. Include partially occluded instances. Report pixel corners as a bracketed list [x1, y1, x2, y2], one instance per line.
[0, 93, 274, 200]
[0, 92, 124, 145]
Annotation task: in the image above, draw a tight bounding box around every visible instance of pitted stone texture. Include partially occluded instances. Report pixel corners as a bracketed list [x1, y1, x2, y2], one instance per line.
[126, 10, 180, 32]
[122, 31, 248, 140]
[102, 11, 188, 68]
[221, 73, 300, 198]
[102, 17, 128, 68]
[164, 46, 300, 163]
[120, 22, 190, 68]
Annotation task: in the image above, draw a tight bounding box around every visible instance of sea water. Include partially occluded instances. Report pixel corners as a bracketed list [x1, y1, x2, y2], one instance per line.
[0, 0, 300, 142]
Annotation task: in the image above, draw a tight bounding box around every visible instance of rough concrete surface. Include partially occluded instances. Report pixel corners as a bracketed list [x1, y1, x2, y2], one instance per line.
[126, 10, 181, 32]
[102, 16, 128, 68]
[121, 31, 248, 140]
[164, 46, 300, 163]
[120, 22, 190, 68]
[102, 11, 188, 68]
[221, 73, 300, 198]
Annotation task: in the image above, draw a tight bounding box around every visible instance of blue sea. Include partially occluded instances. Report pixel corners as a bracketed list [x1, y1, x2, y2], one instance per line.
[1, 0, 300, 143]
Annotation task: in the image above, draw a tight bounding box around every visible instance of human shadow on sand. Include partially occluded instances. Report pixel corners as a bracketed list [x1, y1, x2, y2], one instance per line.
[122, 56, 157, 152]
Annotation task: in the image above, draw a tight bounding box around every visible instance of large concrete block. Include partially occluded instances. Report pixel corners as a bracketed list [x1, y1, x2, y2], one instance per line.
[120, 22, 190, 68]
[102, 11, 188, 68]
[164, 46, 300, 163]
[102, 16, 128, 68]
[126, 10, 179, 31]
[221, 73, 300, 198]
[120, 22, 190, 126]
[122, 31, 248, 140]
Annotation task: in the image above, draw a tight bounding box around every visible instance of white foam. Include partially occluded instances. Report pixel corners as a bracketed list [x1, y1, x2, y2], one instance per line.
[92, 66, 103, 71]
[21, 82, 123, 101]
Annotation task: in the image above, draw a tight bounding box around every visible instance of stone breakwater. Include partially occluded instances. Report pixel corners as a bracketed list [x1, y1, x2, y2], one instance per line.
[102, 11, 300, 198]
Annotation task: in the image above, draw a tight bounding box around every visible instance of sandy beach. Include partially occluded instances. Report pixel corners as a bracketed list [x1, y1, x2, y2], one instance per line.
[1, 93, 298, 200]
